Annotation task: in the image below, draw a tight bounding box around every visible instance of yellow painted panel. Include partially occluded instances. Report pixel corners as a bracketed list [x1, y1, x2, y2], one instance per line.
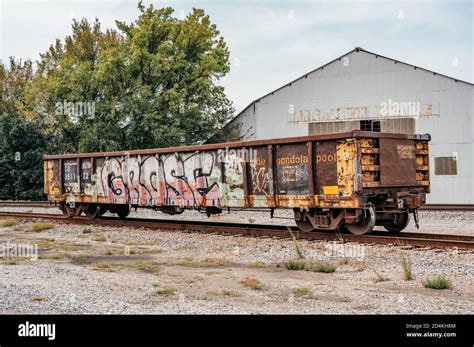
[322, 185, 339, 195]
[336, 140, 356, 197]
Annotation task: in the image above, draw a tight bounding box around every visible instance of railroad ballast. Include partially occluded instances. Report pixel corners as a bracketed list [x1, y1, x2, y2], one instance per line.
[43, 130, 431, 235]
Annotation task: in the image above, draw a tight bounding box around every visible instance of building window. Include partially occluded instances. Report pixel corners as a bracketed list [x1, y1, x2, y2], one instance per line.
[360, 120, 381, 132]
[434, 157, 457, 175]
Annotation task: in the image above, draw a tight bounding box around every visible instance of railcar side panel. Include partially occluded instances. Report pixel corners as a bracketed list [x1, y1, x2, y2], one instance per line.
[43, 132, 430, 215]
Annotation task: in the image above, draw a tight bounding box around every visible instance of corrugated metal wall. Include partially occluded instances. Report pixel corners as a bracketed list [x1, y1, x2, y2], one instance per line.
[231, 49, 473, 204]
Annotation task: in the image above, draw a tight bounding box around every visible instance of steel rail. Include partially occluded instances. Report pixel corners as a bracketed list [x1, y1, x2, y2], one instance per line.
[1, 201, 473, 211]
[0, 211, 472, 250]
[0, 201, 54, 208]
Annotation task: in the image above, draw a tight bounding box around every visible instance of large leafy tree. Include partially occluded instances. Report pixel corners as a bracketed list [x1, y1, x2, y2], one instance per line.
[96, 3, 233, 149]
[25, 2, 233, 153]
[0, 2, 234, 199]
[0, 59, 47, 199]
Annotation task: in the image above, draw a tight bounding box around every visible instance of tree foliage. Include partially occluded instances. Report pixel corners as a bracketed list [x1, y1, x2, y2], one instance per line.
[0, 2, 234, 199]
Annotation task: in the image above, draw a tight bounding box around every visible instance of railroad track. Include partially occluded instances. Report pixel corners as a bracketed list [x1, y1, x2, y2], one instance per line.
[420, 204, 474, 211]
[1, 200, 473, 212]
[0, 211, 472, 250]
[0, 201, 54, 208]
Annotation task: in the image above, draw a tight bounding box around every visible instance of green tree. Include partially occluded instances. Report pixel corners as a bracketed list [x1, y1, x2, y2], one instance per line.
[0, 59, 47, 199]
[26, 3, 234, 153]
[96, 3, 234, 149]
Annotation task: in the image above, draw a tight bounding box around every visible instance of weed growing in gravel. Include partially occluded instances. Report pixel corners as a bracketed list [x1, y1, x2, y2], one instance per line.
[0, 258, 18, 265]
[39, 252, 71, 260]
[292, 287, 314, 298]
[131, 262, 160, 273]
[31, 295, 47, 302]
[31, 223, 54, 232]
[93, 236, 107, 242]
[176, 257, 231, 268]
[288, 229, 304, 259]
[246, 261, 266, 268]
[400, 251, 413, 280]
[239, 278, 264, 290]
[284, 260, 336, 273]
[284, 259, 305, 270]
[1, 218, 18, 227]
[204, 271, 220, 276]
[92, 262, 122, 272]
[152, 287, 176, 296]
[304, 262, 336, 273]
[207, 289, 241, 297]
[91, 261, 160, 273]
[372, 269, 389, 283]
[339, 257, 350, 265]
[422, 275, 452, 290]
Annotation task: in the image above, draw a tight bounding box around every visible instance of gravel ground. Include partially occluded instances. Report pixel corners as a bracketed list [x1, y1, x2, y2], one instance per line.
[0, 214, 472, 314]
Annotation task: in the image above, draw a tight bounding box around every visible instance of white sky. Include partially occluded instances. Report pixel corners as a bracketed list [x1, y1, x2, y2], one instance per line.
[1, 0, 472, 113]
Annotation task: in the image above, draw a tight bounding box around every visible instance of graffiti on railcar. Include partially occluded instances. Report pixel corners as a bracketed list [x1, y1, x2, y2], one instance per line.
[95, 152, 222, 207]
[101, 157, 127, 204]
[161, 151, 220, 207]
[220, 151, 245, 206]
[46, 149, 249, 208]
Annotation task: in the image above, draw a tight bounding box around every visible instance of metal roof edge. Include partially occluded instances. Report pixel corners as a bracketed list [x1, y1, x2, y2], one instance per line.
[227, 47, 473, 126]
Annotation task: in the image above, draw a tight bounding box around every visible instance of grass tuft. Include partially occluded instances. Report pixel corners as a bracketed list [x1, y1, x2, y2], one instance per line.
[372, 269, 389, 283]
[176, 257, 231, 268]
[288, 229, 304, 259]
[1, 218, 18, 227]
[246, 261, 266, 268]
[284, 259, 305, 271]
[93, 236, 107, 242]
[31, 222, 54, 232]
[304, 262, 336, 273]
[31, 295, 47, 302]
[422, 275, 452, 290]
[400, 251, 413, 280]
[239, 278, 264, 290]
[292, 287, 314, 298]
[339, 257, 350, 265]
[152, 287, 176, 296]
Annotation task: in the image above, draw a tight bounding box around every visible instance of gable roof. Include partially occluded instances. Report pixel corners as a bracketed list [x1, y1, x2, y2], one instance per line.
[230, 47, 474, 124]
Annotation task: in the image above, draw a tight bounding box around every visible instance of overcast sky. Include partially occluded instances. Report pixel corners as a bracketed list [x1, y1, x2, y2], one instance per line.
[1, 0, 472, 113]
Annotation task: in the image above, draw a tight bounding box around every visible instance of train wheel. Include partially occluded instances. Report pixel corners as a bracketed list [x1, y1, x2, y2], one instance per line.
[384, 212, 410, 234]
[84, 204, 100, 219]
[345, 207, 375, 235]
[116, 206, 130, 219]
[61, 203, 75, 218]
[294, 210, 314, 232]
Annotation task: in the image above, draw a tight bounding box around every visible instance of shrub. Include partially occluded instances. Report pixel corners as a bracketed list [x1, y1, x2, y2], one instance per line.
[422, 275, 452, 290]
[284, 259, 305, 270]
[304, 262, 337, 273]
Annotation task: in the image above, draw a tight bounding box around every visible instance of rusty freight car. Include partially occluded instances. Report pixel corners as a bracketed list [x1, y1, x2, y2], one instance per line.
[43, 131, 430, 235]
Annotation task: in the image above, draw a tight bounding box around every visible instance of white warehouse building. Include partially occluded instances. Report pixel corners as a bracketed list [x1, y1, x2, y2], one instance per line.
[227, 48, 473, 205]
